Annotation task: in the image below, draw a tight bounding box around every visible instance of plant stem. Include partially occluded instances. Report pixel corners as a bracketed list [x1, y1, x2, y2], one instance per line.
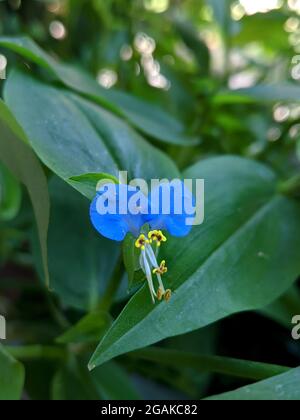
[4, 345, 67, 361]
[129, 347, 291, 382]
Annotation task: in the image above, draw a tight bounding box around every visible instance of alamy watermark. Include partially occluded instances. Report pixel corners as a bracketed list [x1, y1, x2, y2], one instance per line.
[95, 171, 205, 226]
[0, 54, 7, 80]
[291, 315, 300, 340]
[0, 315, 6, 340]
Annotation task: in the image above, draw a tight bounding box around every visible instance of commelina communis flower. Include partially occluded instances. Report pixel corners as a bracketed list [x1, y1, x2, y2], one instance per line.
[90, 180, 196, 303]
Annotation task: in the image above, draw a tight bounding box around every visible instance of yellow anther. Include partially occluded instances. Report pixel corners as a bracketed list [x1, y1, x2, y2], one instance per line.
[156, 287, 164, 301]
[153, 260, 168, 275]
[164, 289, 172, 302]
[135, 234, 149, 250]
[148, 230, 167, 247]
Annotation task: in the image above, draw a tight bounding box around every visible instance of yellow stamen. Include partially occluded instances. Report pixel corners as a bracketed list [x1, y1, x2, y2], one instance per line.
[164, 289, 172, 302]
[153, 260, 168, 275]
[157, 287, 164, 301]
[148, 230, 167, 246]
[135, 234, 149, 250]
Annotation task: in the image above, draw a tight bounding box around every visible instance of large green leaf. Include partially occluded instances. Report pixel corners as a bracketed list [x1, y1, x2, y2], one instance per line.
[68, 92, 179, 181]
[0, 36, 198, 146]
[0, 345, 25, 400]
[102, 89, 199, 146]
[4, 71, 117, 181]
[89, 156, 300, 369]
[4, 70, 179, 198]
[0, 100, 50, 286]
[207, 368, 300, 400]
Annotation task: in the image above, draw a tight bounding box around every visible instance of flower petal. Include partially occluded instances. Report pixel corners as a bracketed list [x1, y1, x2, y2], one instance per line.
[90, 183, 148, 241]
[90, 195, 129, 241]
[147, 180, 196, 237]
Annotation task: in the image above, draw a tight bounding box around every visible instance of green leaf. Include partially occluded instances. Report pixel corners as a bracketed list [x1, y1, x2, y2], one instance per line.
[4, 71, 117, 182]
[0, 100, 50, 286]
[0, 36, 55, 69]
[56, 310, 112, 344]
[206, 368, 300, 400]
[4, 70, 179, 197]
[0, 95, 28, 143]
[89, 156, 300, 369]
[45, 177, 120, 311]
[0, 345, 25, 400]
[0, 162, 22, 221]
[69, 173, 119, 201]
[68, 92, 180, 180]
[131, 347, 290, 381]
[103, 89, 199, 146]
[235, 84, 300, 102]
[0, 36, 198, 146]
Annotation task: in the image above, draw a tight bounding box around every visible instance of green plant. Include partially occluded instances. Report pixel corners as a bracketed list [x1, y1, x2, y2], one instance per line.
[1, 0, 300, 401]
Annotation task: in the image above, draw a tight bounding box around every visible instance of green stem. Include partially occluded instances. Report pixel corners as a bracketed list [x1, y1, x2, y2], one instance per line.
[278, 174, 300, 196]
[98, 255, 123, 312]
[4, 345, 67, 361]
[129, 347, 290, 382]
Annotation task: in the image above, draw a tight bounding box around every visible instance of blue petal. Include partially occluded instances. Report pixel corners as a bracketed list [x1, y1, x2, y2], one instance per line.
[146, 180, 196, 237]
[90, 197, 128, 241]
[90, 184, 148, 241]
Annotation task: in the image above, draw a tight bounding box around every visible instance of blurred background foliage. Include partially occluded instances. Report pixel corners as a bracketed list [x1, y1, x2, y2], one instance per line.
[1, 0, 300, 400]
[1, 0, 300, 168]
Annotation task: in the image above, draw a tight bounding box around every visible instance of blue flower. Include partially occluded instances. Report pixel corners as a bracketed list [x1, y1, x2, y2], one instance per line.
[90, 180, 196, 303]
[90, 180, 195, 242]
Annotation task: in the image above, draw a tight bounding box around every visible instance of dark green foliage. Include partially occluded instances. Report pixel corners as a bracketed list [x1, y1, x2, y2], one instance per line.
[1, 0, 300, 401]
